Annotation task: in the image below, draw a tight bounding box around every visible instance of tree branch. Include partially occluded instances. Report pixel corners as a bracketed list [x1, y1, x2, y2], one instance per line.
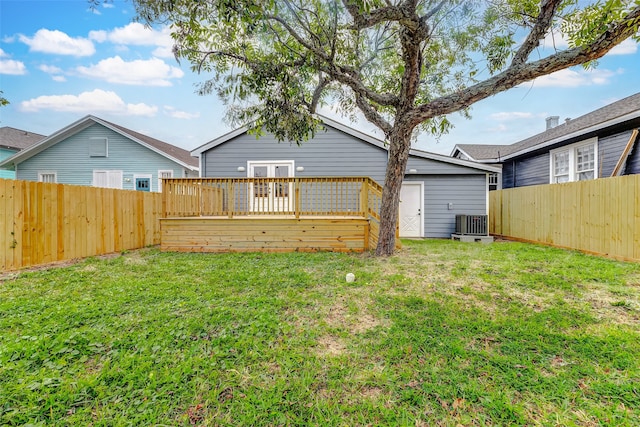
[511, 0, 563, 67]
[354, 92, 393, 136]
[411, 4, 640, 128]
[341, 0, 407, 29]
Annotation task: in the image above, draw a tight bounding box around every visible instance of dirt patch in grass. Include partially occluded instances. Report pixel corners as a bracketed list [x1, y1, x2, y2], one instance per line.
[315, 335, 346, 356]
[324, 294, 387, 334]
[577, 287, 640, 325]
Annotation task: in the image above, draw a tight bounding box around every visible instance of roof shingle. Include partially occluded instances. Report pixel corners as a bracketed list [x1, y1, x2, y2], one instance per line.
[0, 126, 46, 150]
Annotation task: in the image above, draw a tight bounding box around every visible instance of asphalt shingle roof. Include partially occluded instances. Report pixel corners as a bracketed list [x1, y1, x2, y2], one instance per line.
[101, 119, 199, 168]
[455, 92, 640, 161]
[0, 127, 46, 150]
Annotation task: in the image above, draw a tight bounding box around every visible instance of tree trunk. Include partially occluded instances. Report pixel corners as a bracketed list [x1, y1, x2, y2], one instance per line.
[375, 126, 413, 256]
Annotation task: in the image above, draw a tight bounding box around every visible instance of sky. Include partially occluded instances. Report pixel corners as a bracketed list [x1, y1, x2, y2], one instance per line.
[1, 0, 639, 155]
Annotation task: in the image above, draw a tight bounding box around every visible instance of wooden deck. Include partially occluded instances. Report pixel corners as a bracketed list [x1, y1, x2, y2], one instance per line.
[160, 177, 393, 253]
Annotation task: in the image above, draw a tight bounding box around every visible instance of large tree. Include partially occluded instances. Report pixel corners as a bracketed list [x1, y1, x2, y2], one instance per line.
[130, 0, 639, 255]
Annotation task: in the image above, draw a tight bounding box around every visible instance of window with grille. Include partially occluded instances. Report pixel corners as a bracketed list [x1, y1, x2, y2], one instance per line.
[158, 170, 173, 192]
[488, 172, 500, 191]
[38, 172, 57, 183]
[550, 138, 597, 184]
[553, 151, 569, 183]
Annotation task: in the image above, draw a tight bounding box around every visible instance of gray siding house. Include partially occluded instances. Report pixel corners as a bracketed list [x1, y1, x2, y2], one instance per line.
[451, 92, 640, 189]
[191, 117, 500, 238]
[0, 127, 46, 179]
[0, 116, 199, 191]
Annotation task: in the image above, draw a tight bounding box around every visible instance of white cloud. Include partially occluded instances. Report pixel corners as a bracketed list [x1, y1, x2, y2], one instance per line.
[19, 29, 95, 57]
[488, 124, 508, 132]
[39, 64, 63, 74]
[0, 48, 7, 57]
[490, 112, 537, 121]
[529, 68, 621, 88]
[76, 56, 184, 86]
[90, 22, 174, 58]
[52, 75, 67, 82]
[103, 3, 115, 8]
[540, 30, 637, 56]
[0, 59, 27, 75]
[608, 39, 637, 55]
[541, 31, 569, 51]
[20, 89, 158, 116]
[164, 106, 200, 119]
[88, 30, 107, 43]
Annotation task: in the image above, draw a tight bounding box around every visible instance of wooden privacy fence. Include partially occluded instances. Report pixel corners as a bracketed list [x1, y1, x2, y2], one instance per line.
[0, 179, 162, 271]
[489, 175, 640, 262]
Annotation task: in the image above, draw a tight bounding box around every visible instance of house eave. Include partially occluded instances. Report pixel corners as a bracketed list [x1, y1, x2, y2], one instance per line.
[0, 115, 199, 172]
[502, 110, 640, 161]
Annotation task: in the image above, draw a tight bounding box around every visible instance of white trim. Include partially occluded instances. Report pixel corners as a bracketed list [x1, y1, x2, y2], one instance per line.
[0, 115, 198, 172]
[158, 169, 174, 192]
[549, 137, 598, 184]
[93, 170, 123, 189]
[246, 160, 295, 177]
[38, 171, 57, 183]
[188, 115, 501, 174]
[399, 181, 424, 238]
[503, 111, 639, 161]
[486, 174, 489, 215]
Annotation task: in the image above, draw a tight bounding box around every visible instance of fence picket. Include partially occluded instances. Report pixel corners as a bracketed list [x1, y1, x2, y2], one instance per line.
[490, 175, 640, 262]
[0, 179, 162, 271]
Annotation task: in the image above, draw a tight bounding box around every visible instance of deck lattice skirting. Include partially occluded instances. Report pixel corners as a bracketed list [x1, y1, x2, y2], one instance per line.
[160, 177, 394, 253]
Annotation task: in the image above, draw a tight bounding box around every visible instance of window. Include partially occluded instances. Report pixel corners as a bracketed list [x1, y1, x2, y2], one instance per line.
[158, 170, 173, 193]
[89, 137, 108, 157]
[550, 138, 597, 184]
[553, 151, 569, 183]
[93, 170, 123, 189]
[488, 173, 500, 191]
[38, 172, 57, 183]
[576, 145, 595, 180]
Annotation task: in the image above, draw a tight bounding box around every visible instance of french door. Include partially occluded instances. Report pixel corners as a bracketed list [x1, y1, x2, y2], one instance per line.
[248, 161, 294, 212]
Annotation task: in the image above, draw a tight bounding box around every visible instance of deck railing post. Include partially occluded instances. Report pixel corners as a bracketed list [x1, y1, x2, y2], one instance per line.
[228, 179, 234, 219]
[295, 178, 301, 218]
[360, 178, 369, 218]
[162, 180, 168, 218]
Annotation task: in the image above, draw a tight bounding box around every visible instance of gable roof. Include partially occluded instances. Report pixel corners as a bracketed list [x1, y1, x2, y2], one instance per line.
[451, 92, 640, 162]
[0, 126, 46, 151]
[0, 115, 198, 171]
[191, 115, 501, 174]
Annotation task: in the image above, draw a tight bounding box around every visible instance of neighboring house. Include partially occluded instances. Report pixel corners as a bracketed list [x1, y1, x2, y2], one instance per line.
[0, 127, 46, 179]
[0, 115, 199, 192]
[451, 92, 640, 189]
[190, 116, 500, 238]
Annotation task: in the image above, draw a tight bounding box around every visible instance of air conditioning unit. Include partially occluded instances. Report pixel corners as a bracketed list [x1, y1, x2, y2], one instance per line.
[455, 214, 488, 236]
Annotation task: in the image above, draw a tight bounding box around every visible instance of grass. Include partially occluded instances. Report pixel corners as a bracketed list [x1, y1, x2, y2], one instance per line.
[1, 239, 639, 426]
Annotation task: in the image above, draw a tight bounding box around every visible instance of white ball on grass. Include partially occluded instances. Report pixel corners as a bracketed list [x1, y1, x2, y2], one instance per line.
[346, 273, 355, 283]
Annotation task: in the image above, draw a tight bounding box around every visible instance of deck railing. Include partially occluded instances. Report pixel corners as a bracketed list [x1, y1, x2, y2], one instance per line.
[162, 177, 383, 219]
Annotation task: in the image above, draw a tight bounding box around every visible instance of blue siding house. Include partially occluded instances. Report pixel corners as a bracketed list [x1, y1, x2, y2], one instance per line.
[0, 116, 199, 191]
[0, 127, 46, 179]
[191, 116, 500, 238]
[451, 92, 640, 189]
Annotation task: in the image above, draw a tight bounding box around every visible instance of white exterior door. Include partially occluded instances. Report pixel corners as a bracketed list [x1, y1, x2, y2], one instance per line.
[399, 182, 423, 238]
[248, 161, 294, 212]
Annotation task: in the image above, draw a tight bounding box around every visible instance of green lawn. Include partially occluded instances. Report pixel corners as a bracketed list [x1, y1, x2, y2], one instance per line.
[1, 240, 639, 426]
